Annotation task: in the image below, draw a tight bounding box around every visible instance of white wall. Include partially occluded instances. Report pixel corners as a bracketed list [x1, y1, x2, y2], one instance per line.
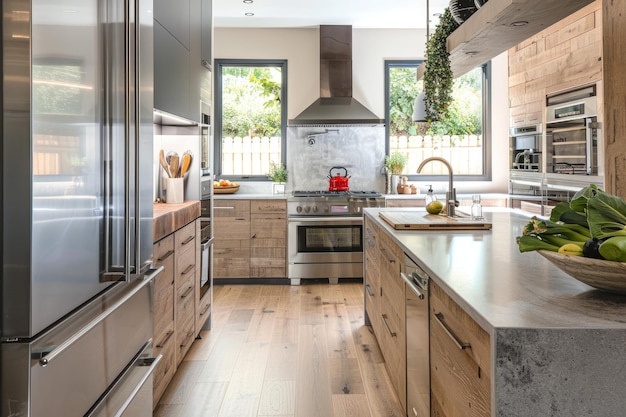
[214, 27, 509, 193]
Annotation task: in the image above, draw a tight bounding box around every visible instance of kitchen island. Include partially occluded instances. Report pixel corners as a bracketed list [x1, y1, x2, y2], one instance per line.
[364, 207, 626, 417]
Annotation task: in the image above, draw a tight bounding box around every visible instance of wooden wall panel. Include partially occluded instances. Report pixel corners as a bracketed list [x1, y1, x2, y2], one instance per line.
[602, 0, 626, 198]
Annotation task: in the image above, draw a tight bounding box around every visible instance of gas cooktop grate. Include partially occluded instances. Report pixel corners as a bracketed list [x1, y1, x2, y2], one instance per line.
[292, 190, 382, 198]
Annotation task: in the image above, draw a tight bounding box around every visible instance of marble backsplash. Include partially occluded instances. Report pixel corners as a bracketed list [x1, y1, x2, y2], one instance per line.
[286, 126, 386, 193]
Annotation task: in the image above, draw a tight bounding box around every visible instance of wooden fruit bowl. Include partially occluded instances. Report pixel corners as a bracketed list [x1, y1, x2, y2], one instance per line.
[538, 250, 626, 295]
[213, 185, 240, 194]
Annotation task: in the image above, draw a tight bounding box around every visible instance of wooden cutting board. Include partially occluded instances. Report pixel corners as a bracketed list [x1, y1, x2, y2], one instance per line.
[379, 211, 492, 230]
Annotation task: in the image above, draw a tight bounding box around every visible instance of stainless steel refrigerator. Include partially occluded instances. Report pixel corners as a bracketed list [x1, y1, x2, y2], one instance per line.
[1, 0, 161, 415]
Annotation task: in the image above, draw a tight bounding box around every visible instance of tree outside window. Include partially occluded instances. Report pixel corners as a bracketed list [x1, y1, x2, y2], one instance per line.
[215, 60, 287, 178]
[386, 61, 488, 178]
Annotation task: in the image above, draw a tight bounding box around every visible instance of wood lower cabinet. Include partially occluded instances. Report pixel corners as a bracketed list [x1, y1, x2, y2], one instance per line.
[152, 234, 176, 407]
[364, 216, 407, 412]
[214, 199, 251, 278]
[214, 198, 287, 279]
[152, 217, 200, 407]
[250, 200, 287, 278]
[430, 280, 491, 417]
[174, 220, 197, 364]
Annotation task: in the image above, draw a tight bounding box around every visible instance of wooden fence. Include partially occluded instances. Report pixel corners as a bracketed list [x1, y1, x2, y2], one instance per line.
[221, 136, 282, 176]
[220, 134, 483, 176]
[390, 134, 483, 175]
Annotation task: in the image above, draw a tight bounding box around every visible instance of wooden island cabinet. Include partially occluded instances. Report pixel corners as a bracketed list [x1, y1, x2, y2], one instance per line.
[365, 208, 626, 417]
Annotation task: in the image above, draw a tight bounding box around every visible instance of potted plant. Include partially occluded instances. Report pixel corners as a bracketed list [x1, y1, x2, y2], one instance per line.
[267, 161, 288, 194]
[423, 7, 459, 122]
[384, 152, 407, 194]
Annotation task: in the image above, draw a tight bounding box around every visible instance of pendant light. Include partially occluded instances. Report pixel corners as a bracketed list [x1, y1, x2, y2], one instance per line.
[412, 0, 430, 122]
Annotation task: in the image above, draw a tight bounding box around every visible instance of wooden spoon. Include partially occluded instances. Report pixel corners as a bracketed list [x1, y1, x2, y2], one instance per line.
[169, 155, 180, 178]
[180, 153, 192, 177]
[159, 149, 171, 178]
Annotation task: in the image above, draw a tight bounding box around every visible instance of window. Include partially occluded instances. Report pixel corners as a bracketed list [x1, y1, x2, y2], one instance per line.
[214, 59, 287, 179]
[385, 60, 491, 181]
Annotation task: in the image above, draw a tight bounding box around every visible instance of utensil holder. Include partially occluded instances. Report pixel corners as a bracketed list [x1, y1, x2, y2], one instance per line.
[165, 178, 184, 204]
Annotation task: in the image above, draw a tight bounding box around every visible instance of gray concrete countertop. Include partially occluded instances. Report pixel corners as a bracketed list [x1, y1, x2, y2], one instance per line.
[364, 207, 626, 332]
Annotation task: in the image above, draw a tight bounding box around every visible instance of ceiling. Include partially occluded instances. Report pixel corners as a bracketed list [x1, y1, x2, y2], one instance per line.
[213, 0, 450, 30]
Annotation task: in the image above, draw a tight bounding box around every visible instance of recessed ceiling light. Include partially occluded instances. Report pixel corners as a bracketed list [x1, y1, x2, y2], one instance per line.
[245, 12, 254, 16]
[510, 21, 528, 27]
[243, 0, 253, 3]
[465, 51, 478, 56]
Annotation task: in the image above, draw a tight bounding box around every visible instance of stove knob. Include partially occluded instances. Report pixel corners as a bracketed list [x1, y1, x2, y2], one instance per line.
[312, 206, 318, 213]
[304, 206, 311, 213]
[296, 206, 303, 213]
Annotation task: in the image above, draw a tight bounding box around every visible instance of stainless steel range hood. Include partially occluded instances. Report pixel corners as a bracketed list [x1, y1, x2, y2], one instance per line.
[289, 25, 384, 126]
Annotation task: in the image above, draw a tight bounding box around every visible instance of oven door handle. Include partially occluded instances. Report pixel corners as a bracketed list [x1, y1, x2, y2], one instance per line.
[288, 216, 363, 223]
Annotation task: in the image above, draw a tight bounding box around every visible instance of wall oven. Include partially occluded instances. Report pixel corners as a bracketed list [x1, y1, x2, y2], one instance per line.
[287, 191, 385, 285]
[546, 86, 599, 176]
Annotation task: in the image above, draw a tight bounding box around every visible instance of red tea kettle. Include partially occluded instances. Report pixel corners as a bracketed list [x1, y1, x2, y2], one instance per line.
[328, 166, 350, 191]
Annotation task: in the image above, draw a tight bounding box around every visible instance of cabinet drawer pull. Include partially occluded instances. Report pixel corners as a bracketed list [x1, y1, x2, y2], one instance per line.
[214, 206, 235, 210]
[181, 264, 194, 276]
[365, 284, 375, 297]
[434, 312, 471, 350]
[380, 247, 395, 264]
[156, 330, 174, 348]
[180, 286, 193, 299]
[381, 314, 397, 337]
[199, 302, 211, 315]
[181, 235, 194, 246]
[157, 249, 174, 262]
[180, 331, 194, 348]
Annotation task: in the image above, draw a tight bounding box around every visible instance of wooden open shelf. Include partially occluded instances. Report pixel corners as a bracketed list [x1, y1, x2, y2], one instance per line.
[417, 0, 596, 79]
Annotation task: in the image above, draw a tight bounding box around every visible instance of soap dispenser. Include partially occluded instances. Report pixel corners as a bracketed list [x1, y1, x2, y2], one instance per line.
[425, 185, 437, 205]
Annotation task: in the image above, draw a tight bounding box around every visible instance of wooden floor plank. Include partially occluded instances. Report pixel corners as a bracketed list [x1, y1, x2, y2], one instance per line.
[258, 380, 296, 416]
[332, 394, 373, 417]
[295, 324, 333, 417]
[328, 357, 365, 395]
[176, 381, 229, 417]
[157, 283, 405, 417]
[264, 343, 298, 381]
[323, 302, 357, 359]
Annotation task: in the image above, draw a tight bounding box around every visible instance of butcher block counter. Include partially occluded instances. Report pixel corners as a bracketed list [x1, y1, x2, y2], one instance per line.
[364, 207, 626, 417]
[153, 200, 200, 242]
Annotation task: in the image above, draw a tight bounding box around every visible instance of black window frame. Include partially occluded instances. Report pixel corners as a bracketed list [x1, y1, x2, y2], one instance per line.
[214, 59, 288, 180]
[384, 59, 492, 182]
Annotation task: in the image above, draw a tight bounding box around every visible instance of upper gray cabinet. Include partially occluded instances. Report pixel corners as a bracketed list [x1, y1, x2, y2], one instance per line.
[154, 0, 190, 49]
[201, 0, 212, 70]
[154, 0, 212, 123]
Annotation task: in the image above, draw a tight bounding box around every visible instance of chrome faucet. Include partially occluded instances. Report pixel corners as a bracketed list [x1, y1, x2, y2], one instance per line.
[417, 157, 458, 217]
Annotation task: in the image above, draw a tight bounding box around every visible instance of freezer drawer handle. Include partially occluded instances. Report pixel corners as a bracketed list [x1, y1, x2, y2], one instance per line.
[112, 355, 162, 417]
[38, 267, 162, 367]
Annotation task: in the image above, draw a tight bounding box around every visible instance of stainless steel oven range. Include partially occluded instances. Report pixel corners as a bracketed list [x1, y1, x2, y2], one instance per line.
[288, 191, 385, 285]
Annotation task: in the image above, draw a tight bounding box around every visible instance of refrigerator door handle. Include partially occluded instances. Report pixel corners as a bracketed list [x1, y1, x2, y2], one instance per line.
[38, 267, 162, 367]
[102, 0, 142, 283]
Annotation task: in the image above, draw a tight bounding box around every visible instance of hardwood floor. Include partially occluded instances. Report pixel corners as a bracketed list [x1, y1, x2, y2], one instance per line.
[154, 282, 405, 417]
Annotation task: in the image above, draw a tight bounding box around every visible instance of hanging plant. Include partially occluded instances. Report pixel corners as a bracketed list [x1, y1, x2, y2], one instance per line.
[423, 8, 459, 121]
